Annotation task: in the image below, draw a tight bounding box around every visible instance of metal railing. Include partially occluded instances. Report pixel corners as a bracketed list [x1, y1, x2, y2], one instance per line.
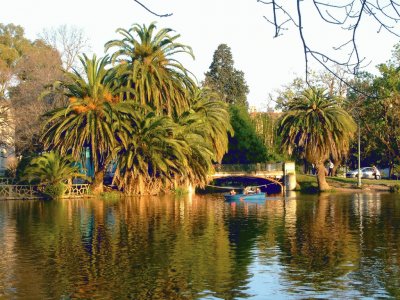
[214, 163, 283, 173]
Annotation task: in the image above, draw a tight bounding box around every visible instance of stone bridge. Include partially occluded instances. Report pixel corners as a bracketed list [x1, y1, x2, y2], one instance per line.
[210, 162, 297, 193]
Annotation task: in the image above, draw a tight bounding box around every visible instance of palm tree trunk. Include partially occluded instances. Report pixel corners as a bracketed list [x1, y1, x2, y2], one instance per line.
[332, 158, 340, 176]
[91, 170, 104, 194]
[138, 174, 144, 195]
[316, 163, 331, 191]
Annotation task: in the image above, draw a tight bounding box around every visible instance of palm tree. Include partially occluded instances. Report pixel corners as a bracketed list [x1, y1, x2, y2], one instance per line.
[23, 151, 87, 185]
[176, 89, 233, 186]
[105, 22, 196, 117]
[113, 102, 189, 195]
[41, 54, 124, 194]
[277, 88, 356, 191]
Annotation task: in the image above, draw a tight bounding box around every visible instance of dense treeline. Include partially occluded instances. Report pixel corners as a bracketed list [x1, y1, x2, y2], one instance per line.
[2, 21, 399, 194]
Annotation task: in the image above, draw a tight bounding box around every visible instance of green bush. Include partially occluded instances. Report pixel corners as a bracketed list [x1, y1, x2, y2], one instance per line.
[100, 191, 121, 200]
[43, 182, 66, 199]
[390, 184, 400, 193]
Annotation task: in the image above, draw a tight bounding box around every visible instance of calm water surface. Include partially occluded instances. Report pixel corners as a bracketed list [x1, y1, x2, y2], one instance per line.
[0, 192, 399, 299]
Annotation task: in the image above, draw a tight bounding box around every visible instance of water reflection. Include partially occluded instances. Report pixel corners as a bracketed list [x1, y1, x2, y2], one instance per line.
[0, 192, 399, 299]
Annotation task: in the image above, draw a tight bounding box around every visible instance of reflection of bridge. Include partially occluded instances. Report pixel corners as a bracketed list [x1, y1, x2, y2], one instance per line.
[211, 162, 297, 192]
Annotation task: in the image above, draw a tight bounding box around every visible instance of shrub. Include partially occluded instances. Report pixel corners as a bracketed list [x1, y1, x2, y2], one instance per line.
[390, 184, 400, 193]
[43, 182, 66, 199]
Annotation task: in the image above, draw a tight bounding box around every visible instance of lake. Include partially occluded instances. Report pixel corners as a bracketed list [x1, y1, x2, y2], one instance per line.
[0, 192, 399, 299]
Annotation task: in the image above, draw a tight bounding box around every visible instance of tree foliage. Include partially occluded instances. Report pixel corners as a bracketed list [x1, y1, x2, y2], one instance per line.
[22, 151, 87, 185]
[222, 105, 268, 164]
[41, 24, 232, 195]
[347, 48, 400, 174]
[105, 22, 196, 117]
[204, 44, 249, 107]
[41, 54, 123, 193]
[277, 88, 356, 190]
[0, 23, 65, 155]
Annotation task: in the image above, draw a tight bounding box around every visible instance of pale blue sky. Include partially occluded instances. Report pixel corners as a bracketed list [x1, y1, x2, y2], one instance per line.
[2, 0, 399, 109]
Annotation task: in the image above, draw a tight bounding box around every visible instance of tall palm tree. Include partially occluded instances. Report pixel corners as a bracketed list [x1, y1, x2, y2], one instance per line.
[277, 88, 356, 191]
[105, 22, 197, 117]
[41, 54, 124, 193]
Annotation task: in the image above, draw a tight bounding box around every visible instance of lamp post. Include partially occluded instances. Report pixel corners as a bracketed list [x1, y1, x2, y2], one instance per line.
[357, 123, 362, 188]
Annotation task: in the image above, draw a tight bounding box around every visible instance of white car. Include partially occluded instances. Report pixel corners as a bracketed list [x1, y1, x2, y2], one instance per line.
[346, 167, 381, 179]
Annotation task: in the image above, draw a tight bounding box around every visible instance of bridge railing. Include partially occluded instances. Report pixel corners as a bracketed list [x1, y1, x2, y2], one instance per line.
[0, 180, 91, 200]
[214, 163, 283, 173]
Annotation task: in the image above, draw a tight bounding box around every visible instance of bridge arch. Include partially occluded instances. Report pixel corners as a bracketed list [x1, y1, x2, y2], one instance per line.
[210, 175, 283, 194]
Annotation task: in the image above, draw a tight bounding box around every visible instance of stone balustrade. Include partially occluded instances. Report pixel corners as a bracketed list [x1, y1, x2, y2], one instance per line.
[0, 179, 91, 200]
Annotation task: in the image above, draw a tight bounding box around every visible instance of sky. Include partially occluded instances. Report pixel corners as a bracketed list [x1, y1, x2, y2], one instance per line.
[2, 0, 399, 110]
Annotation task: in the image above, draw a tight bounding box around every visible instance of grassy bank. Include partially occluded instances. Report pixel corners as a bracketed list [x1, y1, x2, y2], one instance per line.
[296, 174, 400, 193]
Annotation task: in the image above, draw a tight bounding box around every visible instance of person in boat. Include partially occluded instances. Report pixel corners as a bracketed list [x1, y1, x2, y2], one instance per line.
[244, 187, 255, 195]
[256, 188, 261, 194]
[230, 189, 236, 195]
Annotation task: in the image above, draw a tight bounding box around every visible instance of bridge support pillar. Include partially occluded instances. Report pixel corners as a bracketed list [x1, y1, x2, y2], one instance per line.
[285, 173, 297, 191]
[283, 162, 297, 191]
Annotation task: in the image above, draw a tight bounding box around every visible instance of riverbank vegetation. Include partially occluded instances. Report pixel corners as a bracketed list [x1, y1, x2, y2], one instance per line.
[296, 174, 399, 193]
[2, 21, 400, 196]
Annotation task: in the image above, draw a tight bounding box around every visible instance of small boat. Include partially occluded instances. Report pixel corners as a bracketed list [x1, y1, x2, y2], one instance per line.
[224, 192, 266, 201]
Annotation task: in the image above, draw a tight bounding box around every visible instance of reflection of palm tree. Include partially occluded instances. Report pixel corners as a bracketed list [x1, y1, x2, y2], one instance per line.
[42, 55, 121, 193]
[277, 88, 356, 191]
[105, 22, 196, 117]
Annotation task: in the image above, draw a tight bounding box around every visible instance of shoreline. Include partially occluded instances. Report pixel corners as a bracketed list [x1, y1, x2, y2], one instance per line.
[296, 174, 396, 193]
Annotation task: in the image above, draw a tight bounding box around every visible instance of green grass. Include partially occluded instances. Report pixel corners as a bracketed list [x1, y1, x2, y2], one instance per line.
[296, 174, 399, 193]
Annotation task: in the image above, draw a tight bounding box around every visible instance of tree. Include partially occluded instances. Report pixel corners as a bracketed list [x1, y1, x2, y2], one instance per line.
[204, 44, 249, 107]
[222, 105, 268, 164]
[177, 88, 233, 184]
[260, 0, 400, 81]
[348, 61, 400, 175]
[277, 88, 356, 191]
[22, 151, 86, 185]
[132, 1, 400, 84]
[8, 39, 64, 154]
[113, 88, 232, 194]
[274, 67, 349, 110]
[39, 24, 90, 72]
[113, 104, 189, 195]
[250, 110, 284, 162]
[41, 54, 122, 194]
[105, 22, 196, 117]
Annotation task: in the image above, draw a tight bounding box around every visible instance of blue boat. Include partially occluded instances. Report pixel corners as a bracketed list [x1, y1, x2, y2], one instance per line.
[224, 192, 266, 201]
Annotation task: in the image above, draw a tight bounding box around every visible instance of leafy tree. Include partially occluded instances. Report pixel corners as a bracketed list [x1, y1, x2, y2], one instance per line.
[250, 110, 285, 162]
[204, 44, 249, 107]
[105, 22, 196, 117]
[222, 105, 268, 164]
[41, 54, 122, 194]
[10, 39, 64, 154]
[277, 88, 356, 191]
[349, 63, 400, 175]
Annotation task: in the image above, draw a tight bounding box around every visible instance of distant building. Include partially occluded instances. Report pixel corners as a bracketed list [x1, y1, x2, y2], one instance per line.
[0, 101, 16, 176]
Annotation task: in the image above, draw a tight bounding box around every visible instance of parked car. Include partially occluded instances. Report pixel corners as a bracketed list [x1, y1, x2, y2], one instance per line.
[346, 167, 381, 179]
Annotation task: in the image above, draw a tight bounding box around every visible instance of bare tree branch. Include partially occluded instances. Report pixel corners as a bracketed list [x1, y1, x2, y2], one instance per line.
[260, 0, 400, 88]
[40, 25, 90, 72]
[133, 0, 173, 17]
